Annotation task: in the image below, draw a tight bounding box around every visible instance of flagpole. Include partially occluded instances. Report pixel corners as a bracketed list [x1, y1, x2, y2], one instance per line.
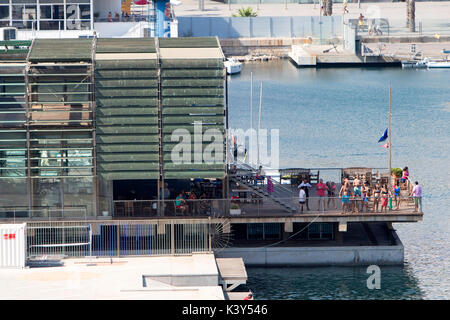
[388, 84, 392, 189]
[250, 72, 253, 166]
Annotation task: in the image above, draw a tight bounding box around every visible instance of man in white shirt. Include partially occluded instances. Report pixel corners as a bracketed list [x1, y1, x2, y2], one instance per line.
[298, 179, 312, 210]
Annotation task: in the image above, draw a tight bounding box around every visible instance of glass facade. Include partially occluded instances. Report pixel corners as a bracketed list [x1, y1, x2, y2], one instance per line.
[0, 0, 92, 31]
[0, 59, 96, 219]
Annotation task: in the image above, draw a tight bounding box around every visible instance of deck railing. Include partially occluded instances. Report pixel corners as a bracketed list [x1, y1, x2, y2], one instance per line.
[0, 194, 421, 222]
[26, 219, 214, 258]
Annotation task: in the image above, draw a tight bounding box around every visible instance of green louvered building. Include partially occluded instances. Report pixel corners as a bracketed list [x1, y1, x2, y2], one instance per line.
[0, 37, 227, 219]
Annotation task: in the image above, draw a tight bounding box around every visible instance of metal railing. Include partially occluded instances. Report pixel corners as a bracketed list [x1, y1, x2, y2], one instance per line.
[111, 193, 420, 218]
[26, 219, 214, 258]
[0, 206, 88, 222]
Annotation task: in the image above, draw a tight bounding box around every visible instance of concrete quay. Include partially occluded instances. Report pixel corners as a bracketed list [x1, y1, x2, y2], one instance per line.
[0, 253, 249, 300]
[175, 1, 450, 21]
[216, 223, 405, 267]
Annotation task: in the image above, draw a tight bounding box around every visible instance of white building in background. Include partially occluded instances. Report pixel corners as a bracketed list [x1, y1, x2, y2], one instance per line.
[0, 0, 177, 39]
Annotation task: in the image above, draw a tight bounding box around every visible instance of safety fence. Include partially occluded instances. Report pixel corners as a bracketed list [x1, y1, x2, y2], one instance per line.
[178, 16, 343, 39]
[0, 207, 88, 221]
[26, 219, 217, 258]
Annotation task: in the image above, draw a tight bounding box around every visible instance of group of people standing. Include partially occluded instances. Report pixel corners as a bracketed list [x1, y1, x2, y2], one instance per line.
[297, 167, 423, 214]
[297, 179, 337, 212]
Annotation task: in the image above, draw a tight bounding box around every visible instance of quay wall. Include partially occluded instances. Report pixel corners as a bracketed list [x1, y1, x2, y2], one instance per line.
[216, 244, 404, 266]
[361, 35, 450, 44]
[220, 37, 313, 57]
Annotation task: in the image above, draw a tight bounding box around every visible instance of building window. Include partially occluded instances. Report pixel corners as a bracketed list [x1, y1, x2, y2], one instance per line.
[3, 1, 92, 31]
[247, 223, 281, 240]
[307, 223, 334, 240]
[11, 4, 37, 30]
[0, 5, 9, 20]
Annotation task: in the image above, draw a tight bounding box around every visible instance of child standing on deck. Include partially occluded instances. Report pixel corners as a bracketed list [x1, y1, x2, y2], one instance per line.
[298, 186, 306, 213]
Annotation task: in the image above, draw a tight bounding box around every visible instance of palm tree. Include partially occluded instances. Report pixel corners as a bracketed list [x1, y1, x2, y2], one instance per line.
[407, 0, 415, 32]
[322, 0, 333, 16]
[233, 7, 258, 18]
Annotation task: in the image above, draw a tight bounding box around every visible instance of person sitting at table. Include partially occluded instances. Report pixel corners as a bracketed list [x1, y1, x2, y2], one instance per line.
[175, 193, 188, 215]
[188, 192, 199, 215]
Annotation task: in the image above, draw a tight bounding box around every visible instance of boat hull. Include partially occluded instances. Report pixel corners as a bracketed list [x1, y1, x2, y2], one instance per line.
[427, 61, 450, 68]
[225, 63, 242, 74]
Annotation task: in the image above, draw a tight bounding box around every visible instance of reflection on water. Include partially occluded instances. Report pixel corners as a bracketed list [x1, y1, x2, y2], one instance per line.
[247, 265, 423, 300]
[228, 60, 450, 299]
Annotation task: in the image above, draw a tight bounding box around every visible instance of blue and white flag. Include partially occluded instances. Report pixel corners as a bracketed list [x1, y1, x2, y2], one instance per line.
[378, 128, 388, 143]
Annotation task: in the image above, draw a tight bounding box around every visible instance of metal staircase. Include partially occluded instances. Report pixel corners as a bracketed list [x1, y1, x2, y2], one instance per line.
[230, 162, 297, 213]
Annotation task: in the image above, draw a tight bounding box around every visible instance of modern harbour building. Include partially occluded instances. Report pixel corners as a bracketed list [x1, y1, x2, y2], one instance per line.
[0, 35, 423, 267]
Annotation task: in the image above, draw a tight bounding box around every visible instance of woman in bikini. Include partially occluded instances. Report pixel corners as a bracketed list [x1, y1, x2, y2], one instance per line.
[393, 181, 401, 210]
[381, 185, 389, 213]
[373, 184, 381, 213]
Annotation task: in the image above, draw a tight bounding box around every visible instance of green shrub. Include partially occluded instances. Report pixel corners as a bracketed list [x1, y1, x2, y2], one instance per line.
[391, 168, 403, 177]
[232, 7, 258, 17]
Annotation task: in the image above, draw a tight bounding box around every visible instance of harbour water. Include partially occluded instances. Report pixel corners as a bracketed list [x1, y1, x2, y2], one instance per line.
[228, 60, 450, 299]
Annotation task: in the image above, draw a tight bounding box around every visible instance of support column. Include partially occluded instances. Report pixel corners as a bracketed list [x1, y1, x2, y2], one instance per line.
[24, 64, 32, 213]
[9, 0, 12, 27]
[36, 0, 40, 31]
[283, 220, 293, 240]
[90, 0, 94, 31]
[155, 38, 164, 217]
[63, 0, 67, 31]
[334, 223, 345, 245]
[91, 36, 98, 218]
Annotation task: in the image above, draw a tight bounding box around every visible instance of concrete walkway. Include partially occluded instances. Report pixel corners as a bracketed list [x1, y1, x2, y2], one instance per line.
[175, 1, 450, 20]
[0, 254, 225, 300]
